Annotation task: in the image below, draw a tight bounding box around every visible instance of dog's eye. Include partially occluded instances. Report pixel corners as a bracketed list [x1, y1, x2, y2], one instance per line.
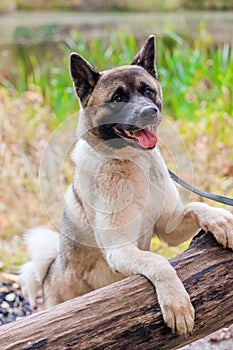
[144, 87, 155, 98]
[113, 94, 123, 103]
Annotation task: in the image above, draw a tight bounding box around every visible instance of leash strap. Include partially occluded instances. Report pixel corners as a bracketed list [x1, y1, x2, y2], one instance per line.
[168, 169, 233, 207]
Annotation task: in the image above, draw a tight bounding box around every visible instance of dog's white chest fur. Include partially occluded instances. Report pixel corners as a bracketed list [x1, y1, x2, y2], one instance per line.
[68, 138, 176, 250]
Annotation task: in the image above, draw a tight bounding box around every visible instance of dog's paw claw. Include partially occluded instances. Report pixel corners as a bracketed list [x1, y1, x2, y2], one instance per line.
[198, 208, 233, 250]
[161, 295, 195, 336]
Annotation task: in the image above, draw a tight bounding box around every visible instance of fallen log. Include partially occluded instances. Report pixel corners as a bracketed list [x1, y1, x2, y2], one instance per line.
[0, 232, 232, 350]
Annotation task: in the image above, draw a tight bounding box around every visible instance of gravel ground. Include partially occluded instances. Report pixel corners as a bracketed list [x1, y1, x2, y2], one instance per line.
[0, 280, 232, 349]
[0, 281, 32, 326]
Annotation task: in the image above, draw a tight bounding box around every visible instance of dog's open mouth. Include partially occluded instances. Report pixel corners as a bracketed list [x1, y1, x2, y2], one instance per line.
[113, 125, 157, 149]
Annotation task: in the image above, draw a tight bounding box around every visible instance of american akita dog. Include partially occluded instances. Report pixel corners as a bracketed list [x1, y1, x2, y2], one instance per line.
[21, 35, 233, 336]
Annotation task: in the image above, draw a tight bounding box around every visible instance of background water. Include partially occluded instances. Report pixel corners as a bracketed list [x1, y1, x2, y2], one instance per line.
[0, 10, 232, 74]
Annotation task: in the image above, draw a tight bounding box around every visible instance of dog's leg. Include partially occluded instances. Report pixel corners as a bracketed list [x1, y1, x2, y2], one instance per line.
[94, 215, 195, 336]
[156, 201, 233, 248]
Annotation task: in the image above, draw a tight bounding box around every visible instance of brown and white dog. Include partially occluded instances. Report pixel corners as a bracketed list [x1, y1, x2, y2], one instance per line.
[21, 35, 233, 336]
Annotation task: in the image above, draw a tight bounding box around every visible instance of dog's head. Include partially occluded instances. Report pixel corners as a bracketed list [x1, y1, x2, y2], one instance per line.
[70, 35, 162, 150]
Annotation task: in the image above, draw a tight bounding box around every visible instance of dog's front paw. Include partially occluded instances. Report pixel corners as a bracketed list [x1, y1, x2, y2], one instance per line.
[198, 207, 233, 249]
[157, 280, 195, 336]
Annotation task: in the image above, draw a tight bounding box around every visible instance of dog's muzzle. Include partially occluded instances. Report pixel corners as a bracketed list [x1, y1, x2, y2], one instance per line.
[139, 105, 159, 126]
[113, 104, 160, 150]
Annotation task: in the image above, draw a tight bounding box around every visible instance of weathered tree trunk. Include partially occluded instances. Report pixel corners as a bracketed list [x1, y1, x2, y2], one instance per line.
[0, 232, 232, 350]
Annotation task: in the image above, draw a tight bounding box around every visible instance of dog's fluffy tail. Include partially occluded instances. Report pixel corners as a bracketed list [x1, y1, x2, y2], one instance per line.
[20, 227, 59, 308]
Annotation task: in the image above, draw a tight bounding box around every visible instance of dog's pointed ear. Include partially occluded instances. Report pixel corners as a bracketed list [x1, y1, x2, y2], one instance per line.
[131, 35, 157, 78]
[70, 53, 100, 105]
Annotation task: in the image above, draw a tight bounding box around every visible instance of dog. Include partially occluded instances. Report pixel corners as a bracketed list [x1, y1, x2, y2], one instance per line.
[20, 35, 233, 336]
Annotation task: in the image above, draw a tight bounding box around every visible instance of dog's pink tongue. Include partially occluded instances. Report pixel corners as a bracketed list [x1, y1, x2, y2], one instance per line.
[134, 129, 157, 149]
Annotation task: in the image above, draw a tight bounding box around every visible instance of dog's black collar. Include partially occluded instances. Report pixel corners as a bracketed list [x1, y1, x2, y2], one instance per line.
[169, 169, 233, 207]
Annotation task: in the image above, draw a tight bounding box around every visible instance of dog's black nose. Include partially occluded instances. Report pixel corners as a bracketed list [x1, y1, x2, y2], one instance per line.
[140, 106, 158, 123]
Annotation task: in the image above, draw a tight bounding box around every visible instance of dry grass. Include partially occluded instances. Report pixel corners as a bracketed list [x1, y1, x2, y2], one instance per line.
[174, 115, 233, 202]
[0, 87, 55, 271]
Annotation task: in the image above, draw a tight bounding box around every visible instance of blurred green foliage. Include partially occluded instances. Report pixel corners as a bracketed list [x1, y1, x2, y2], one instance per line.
[3, 27, 232, 123]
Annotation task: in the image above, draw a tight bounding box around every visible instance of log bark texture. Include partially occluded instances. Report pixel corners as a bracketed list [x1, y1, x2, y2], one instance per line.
[0, 232, 232, 350]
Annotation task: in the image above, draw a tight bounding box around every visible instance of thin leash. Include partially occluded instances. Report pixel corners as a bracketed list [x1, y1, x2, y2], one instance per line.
[168, 169, 233, 207]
